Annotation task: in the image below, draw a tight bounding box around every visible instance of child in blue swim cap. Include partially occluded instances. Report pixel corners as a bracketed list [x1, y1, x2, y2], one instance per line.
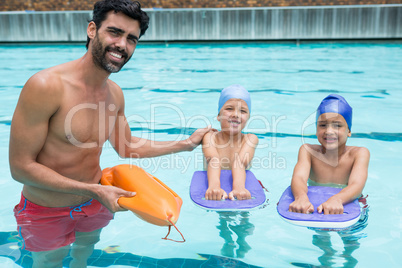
[202, 85, 258, 201]
[316, 94, 353, 131]
[289, 94, 370, 215]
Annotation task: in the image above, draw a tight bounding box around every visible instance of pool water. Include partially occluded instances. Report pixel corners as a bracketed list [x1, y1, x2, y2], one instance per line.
[0, 42, 401, 267]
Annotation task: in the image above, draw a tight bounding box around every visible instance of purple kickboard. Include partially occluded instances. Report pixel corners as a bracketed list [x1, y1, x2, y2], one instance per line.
[277, 186, 361, 223]
[190, 170, 266, 210]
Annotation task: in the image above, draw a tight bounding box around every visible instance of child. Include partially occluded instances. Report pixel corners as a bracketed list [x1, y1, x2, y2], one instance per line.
[289, 94, 370, 214]
[202, 85, 259, 201]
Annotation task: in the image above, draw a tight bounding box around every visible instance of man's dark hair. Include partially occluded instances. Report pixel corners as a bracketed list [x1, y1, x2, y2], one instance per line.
[86, 0, 149, 49]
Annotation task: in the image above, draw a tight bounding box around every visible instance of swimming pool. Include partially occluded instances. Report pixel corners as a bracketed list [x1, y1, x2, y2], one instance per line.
[0, 42, 401, 267]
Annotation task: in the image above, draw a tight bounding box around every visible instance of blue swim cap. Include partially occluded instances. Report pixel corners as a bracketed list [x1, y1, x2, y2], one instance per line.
[218, 84, 251, 114]
[316, 94, 352, 130]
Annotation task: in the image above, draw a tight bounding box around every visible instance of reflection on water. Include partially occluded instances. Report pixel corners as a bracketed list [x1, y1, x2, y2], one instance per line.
[0, 231, 263, 267]
[293, 202, 369, 268]
[216, 211, 255, 259]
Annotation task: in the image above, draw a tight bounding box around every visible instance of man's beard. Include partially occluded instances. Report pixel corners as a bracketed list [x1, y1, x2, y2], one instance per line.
[91, 35, 132, 73]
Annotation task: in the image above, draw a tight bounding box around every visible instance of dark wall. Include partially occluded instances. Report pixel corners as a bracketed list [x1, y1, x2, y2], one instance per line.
[2, 0, 402, 11]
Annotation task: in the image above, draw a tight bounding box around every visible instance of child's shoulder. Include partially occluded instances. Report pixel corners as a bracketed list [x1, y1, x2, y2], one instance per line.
[300, 143, 321, 153]
[244, 133, 259, 143]
[239, 133, 258, 149]
[346, 146, 370, 159]
[202, 130, 217, 146]
[203, 131, 215, 139]
[298, 144, 325, 162]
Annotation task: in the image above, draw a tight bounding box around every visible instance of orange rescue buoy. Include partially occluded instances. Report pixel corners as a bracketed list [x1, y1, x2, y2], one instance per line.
[101, 164, 184, 241]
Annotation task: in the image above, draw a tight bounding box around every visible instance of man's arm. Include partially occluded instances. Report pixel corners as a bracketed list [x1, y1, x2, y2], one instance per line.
[289, 144, 314, 213]
[128, 126, 212, 157]
[10, 73, 74, 190]
[202, 132, 227, 200]
[317, 147, 370, 214]
[109, 93, 212, 158]
[9, 74, 132, 213]
[229, 133, 259, 200]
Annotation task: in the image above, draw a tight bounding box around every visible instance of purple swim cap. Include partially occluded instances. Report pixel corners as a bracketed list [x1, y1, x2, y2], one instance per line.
[316, 94, 353, 130]
[218, 84, 251, 113]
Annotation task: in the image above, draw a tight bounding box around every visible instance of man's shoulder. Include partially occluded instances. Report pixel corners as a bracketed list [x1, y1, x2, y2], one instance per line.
[23, 67, 64, 96]
[106, 79, 123, 97]
[30, 60, 74, 83]
[106, 78, 119, 88]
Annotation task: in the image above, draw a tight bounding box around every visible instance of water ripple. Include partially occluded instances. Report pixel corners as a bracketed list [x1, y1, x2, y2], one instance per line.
[2, 120, 397, 142]
[120, 67, 366, 75]
[129, 126, 402, 142]
[122, 87, 390, 96]
[0, 120, 11, 126]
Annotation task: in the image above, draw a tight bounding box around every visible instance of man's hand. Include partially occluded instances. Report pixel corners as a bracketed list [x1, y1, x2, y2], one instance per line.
[289, 196, 314, 214]
[186, 126, 217, 150]
[93, 184, 136, 213]
[317, 196, 344, 215]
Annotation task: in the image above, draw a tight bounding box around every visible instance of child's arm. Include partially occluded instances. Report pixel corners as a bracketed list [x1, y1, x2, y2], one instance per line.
[229, 134, 259, 200]
[289, 145, 314, 214]
[317, 147, 370, 214]
[202, 132, 228, 200]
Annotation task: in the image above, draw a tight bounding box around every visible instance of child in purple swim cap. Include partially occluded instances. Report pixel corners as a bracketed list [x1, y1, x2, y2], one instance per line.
[202, 85, 258, 201]
[289, 94, 370, 215]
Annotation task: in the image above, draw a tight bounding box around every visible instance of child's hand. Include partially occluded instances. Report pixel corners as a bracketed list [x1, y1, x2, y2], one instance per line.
[228, 188, 251, 200]
[317, 197, 344, 214]
[205, 187, 228, 200]
[289, 197, 314, 214]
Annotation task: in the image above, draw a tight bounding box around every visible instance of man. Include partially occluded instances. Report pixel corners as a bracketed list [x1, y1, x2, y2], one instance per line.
[9, 1, 211, 267]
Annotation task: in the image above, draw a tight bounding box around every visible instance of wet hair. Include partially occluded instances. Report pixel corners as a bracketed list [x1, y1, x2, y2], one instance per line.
[86, 0, 149, 49]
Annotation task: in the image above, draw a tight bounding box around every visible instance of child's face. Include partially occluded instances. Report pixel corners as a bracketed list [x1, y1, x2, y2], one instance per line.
[218, 99, 250, 135]
[316, 113, 351, 151]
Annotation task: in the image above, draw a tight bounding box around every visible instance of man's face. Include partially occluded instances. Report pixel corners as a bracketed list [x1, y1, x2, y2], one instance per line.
[91, 11, 141, 73]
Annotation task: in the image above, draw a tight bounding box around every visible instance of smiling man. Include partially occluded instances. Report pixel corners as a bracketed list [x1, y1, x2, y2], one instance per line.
[9, 1, 211, 267]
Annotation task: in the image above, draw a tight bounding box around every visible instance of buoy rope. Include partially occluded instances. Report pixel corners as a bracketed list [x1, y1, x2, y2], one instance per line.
[162, 218, 186, 243]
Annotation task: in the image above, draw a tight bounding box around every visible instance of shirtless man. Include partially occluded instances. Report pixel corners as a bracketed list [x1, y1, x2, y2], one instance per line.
[9, 1, 211, 267]
[289, 94, 370, 215]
